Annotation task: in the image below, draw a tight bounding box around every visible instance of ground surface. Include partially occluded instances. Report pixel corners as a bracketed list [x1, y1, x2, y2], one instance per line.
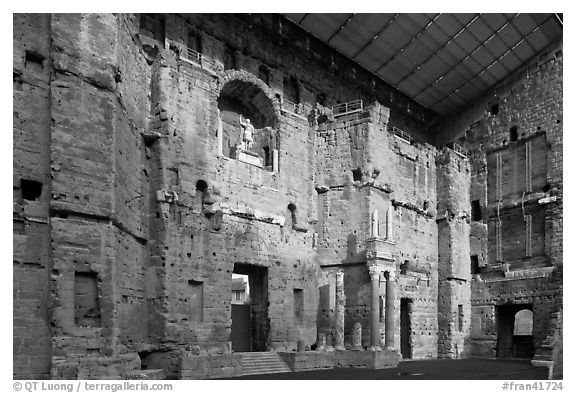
[223, 358, 548, 380]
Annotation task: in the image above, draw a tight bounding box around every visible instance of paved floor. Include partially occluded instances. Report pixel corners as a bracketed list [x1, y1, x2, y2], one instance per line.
[224, 358, 548, 380]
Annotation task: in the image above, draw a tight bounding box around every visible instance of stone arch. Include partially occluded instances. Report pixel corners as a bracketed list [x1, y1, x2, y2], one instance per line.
[217, 70, 279, 128]
[216, 70, 280, 163]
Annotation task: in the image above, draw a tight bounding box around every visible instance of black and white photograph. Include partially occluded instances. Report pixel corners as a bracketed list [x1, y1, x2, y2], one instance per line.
[11, 10, 565, 389]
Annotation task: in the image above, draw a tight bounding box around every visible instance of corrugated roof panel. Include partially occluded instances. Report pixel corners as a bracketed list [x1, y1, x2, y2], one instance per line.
[418, 30, 445, 54]
[513, 14, 538, 35]
[369, 36, 397, 60]
[300, 15, 338, 41]
[402, 40, 435, 65]
[469, 16, 494, 42]
[477, 68, 498, 86]
[284, 14, 306, 23]
[530, 13, 550, 25]
[451, 63, 479, 85]
[397, 78, 421, 98]
[424, 56, 452, 80]
[436, 14, 464, 36]
[526, 28, 551, 52]
[499, 50, 523, 71]
[396, 13, 427, 36]
[458, 82, 481, 102]
[472, 46, 494, 67]
[453, 13, 477, 27]
[356, 52, 383, 69]
[540, 17, 562, 41]
[406, 13, 434, 28]
[481, 13, 509, 30]
[443, 40, 467, 63]
[388, 55, 416, 76]
[410, 71, 434, 89]
[427, 22, 451, 46]
[484, 35, 509, 59]
[462, 56, 484, 76]
[499, 23, 523, 46]
[486, 61, 508, 81]
[378, 65, 404, 85]
[281, 13, 561, 117]
[455, 29, 480, 52]
[514, 40, 535, 61]
[354, 13, 396, 34]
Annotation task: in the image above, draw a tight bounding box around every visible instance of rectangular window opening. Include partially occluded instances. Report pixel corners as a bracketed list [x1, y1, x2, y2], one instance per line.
[75, 271, 101, 328]
[471, 200, 482, 221]
[294, 288, 304, 322]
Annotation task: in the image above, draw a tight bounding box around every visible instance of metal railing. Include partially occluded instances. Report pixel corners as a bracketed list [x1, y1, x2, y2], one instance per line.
[332, 99, 363, 117]
[392, 127, 413, 143]
[184, 48, 216, 69]
[281, 99, 305, 116]
[446, 141, 468, 158]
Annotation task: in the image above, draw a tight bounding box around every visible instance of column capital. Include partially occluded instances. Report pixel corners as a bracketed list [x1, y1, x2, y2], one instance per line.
[385, 270, 396, 282]
[368, 265, 383, 279]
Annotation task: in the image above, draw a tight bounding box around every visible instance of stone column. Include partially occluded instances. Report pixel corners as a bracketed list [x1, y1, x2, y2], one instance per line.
[216, 109, 223, 156]
[386, 205, 393, 240]
[369, 267, 381, 350]
[384, 271, 396, 350]
[334, 271, 345, 351]
[371, 209, 379, 237]
[272, 149, 279, 172]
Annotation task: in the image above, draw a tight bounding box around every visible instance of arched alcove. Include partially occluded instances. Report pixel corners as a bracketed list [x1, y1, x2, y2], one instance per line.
[217, 74, 279, 169]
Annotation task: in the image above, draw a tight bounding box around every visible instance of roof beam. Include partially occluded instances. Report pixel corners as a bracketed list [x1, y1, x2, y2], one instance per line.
[327, 14, 356, 44]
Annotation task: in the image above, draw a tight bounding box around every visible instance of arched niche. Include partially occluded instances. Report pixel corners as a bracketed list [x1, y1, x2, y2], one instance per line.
[216, 72, 279, 170]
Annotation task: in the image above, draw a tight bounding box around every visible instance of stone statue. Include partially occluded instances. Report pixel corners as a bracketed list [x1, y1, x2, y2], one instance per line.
[371, 210, 379, 237]
[352, 322, 363, 350]
[239, 115, 255, 150]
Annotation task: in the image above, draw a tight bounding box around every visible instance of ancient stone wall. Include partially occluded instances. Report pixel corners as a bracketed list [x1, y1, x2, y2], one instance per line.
[436, 149, 471, 358]
[13, 13, 53, 380]
[434, 41, 562, 359]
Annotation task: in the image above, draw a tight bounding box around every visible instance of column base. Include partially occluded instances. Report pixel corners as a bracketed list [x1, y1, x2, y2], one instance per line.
[334, 344, 346, 351]
[368, 346, 382, 351]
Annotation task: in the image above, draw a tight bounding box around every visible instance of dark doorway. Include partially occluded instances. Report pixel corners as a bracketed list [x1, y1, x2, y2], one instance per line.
[497, 304, 534, 359]
[231, 264, 269, 352]
[400, 298, 412, 359]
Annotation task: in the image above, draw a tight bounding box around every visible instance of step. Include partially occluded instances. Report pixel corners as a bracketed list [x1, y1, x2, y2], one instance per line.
[238, 352, 292, 376]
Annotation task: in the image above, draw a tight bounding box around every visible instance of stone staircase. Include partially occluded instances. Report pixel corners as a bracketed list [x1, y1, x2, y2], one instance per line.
[240, 352, 292, 376]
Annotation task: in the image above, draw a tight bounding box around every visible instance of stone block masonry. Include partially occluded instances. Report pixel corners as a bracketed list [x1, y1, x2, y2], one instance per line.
[434, 40, 562, 368]
[13, 13, 561, 379]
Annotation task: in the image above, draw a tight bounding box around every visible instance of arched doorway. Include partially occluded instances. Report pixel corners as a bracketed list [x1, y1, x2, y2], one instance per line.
[513, 309, 534, 358]
[496, 304, 534, 358]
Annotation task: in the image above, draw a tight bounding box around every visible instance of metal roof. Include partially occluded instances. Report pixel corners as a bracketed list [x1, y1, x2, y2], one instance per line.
[283, 13, 562, 117]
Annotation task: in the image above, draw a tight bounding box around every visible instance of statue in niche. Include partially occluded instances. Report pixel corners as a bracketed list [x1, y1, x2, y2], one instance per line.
[239, 115, 255, 150]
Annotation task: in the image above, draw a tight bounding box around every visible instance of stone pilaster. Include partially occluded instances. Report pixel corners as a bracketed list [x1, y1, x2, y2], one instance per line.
[369, 266, 381, 351]
[384, 270, 396, 350]
[334, 271, 345, 351]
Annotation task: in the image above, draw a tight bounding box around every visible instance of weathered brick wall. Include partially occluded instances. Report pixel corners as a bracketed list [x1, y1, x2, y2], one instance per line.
[435, 41, 562, 358]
